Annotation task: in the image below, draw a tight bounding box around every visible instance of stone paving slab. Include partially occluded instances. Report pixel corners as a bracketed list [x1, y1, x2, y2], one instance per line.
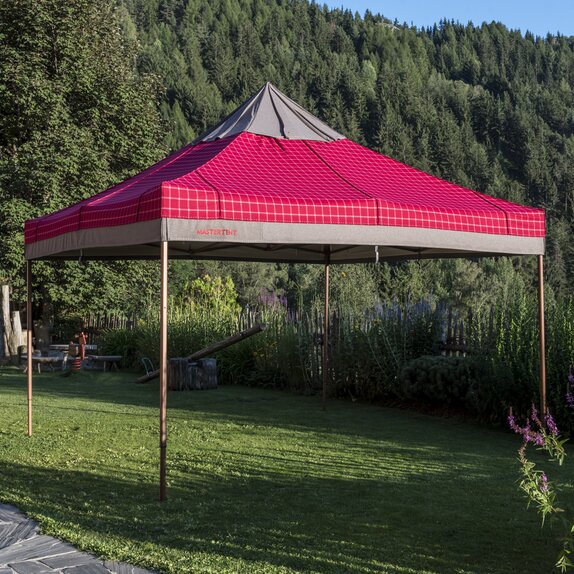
[9, 561, 53, 574]
[103, 562, 153, 574]
[0, 522, 39, 550]
[61, 563, 111, 574]
[0, 505, 157, 574]
[0, 507, 28, 525]
[41, 553, 97, 570]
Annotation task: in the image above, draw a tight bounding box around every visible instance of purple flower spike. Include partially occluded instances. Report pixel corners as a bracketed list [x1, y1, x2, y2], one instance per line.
[530, 404, 539, 423]
[508, 414, 519, 433]
[522, 424, 533, 443]
[534, 433, 544, 447]
[566, 391, 574, 408]
[539, 473, 549, 493]
[568, 373, 574, 384]
[544, 413, 559, 436]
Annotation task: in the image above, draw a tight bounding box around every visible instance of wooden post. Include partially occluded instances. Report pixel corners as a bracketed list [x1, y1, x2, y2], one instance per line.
[322, 248, 330, 411]
[538, 255, 547, 417]
[26, 261, 33, 437]
[159, 241, 169, 501]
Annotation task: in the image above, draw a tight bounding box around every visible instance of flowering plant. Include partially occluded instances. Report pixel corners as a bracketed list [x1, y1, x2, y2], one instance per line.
[509, 402, 572, 570]
[566, 372, 574, 409]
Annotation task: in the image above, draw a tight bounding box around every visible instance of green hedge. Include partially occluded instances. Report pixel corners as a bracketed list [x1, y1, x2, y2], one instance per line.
[397, 355, 518, 423]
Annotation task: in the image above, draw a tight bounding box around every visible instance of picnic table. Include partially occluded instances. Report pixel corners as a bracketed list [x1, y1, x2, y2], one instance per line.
[49, 344, 97, 352]
[87, 355, 123, 372]
[22, 355, 63, 374]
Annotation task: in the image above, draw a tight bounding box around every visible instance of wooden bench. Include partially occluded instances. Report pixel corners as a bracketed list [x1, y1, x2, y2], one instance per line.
[87, 355, 123, 372]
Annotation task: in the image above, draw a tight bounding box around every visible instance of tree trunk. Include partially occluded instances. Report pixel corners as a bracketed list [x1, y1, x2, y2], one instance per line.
[1, 285, 13, 358]
[10, 311, 23, 359]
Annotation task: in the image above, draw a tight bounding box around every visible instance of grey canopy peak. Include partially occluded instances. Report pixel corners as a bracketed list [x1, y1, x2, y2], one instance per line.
[195, 82, 345, 143]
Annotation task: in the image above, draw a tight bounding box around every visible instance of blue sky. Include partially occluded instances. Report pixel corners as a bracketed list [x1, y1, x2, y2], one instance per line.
[324, 0, 574, 37]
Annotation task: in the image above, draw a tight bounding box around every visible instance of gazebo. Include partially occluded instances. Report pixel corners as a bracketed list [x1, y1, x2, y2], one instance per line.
[24, 82, 546, 500]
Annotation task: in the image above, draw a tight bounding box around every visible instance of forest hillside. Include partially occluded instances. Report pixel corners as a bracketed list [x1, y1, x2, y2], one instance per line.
[1, 0, 574, 311]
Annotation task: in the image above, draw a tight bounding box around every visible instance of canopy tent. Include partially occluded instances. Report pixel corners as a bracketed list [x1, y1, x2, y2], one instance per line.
[24, 82, 547, 500]
[25, 82, 544, 262]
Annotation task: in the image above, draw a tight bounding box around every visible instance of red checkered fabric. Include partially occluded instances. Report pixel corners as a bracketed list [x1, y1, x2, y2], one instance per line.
[309, 140, 545, 236]
[25, 132, 545, 243]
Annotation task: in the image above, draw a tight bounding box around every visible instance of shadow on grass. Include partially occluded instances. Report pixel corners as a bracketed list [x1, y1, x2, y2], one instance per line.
[3, 368, 573, 469]
[0, 458, 554, 574]
[0, 368, 505, 442]
[0, 368, 570, 573]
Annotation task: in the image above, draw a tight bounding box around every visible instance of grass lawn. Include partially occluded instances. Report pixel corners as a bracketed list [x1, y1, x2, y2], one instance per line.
[0, 367, 572, 574]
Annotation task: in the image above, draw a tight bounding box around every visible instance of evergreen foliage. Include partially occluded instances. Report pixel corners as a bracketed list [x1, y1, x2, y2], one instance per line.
[121, 0, 574, 296]
[2, 0, 574, 311]
[0, 0, 164, 313]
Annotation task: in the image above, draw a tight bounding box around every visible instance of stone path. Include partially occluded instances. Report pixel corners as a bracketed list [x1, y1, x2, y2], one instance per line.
[0, 504, 156, 574]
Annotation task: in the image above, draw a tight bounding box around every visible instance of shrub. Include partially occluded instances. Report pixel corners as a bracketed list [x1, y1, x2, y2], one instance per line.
[98, 328, 141, 368]
[398, 355, 515, 422]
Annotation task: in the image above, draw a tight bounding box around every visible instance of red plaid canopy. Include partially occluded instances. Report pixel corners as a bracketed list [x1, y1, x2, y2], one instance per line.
[25, 83, 545, 263]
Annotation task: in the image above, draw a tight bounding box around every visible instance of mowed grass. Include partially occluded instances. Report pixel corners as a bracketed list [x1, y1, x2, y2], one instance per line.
[0, 367, 572, 574]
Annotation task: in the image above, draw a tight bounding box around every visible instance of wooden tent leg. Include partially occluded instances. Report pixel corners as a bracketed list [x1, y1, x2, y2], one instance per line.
[159, 241, 169, 501]
[322, 249, 330, 411]
[27, 261, 33, 436]
[538, 255, 546, 417]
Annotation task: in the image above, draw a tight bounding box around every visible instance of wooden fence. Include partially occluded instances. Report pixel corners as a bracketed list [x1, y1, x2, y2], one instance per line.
[81, 312, 138, 344]
[79, 304, 496, 356]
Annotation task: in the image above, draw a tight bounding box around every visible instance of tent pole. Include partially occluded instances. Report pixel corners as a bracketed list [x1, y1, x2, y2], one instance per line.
[322, 248, 330, 411]
[537, 255, 547, 417]
[26, 260, 33, 437]
[159, 241, 169, 501]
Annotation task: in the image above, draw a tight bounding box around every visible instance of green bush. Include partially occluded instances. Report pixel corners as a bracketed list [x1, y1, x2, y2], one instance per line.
[398, 355, 518, 423]
[98, 328, 142, 368]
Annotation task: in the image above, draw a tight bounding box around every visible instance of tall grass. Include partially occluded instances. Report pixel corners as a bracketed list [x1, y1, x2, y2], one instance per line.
[99, 295, 574, 428]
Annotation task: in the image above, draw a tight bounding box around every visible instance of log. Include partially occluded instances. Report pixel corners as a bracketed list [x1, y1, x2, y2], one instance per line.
[198, 358, 218, 389]
[168, 358, 190, 391]
[0, 291, 4, 361]
[135, 323, 266, 384]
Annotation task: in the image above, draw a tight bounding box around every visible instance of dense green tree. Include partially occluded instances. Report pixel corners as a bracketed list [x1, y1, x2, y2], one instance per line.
[0, 0, 164, 314]
[4, 0, 574, 317]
